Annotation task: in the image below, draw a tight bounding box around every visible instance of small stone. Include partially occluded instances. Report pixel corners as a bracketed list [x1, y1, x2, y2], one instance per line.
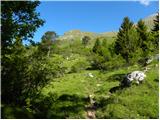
[88, 73, 94, 78]
[96, 84, 101, 87]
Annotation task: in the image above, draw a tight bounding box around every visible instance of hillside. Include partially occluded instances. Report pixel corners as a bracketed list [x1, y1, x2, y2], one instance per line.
[143, 13, 157, 30]
[58, 30, 117, 41]
[58, 13, 156, 41]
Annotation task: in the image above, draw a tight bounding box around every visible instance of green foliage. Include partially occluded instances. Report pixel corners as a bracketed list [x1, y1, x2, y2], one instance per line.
[39, 31, 57, 57]
[41, 31, 57, 42]
[2, 104, 34, 119]
[82, 36, 91, 46]
[152, 13, 159, 32]
[1, 0, 45, 106]
[2, 39, 29, 104]
[92, 38, 102, 53]
[1, 1, 44, 55]
[91, 37, 125, 70]
[114, 17, 140, 64]
[102, 54, 126, 70]
[70, 56, 90, 73]
[152, 13, 159, 51]
[137, 19, 148, 49]
[136, 19, 155, 60]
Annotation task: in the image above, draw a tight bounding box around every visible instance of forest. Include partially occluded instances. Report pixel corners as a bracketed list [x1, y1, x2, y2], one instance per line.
[1, 1, 159, 119]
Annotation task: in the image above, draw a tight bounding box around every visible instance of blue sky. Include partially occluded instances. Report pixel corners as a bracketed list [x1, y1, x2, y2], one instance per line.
[33, 1, 158, 42]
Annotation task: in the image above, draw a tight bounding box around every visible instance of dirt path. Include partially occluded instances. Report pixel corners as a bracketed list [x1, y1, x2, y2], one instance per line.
[84, 94, 97, 119]
[85, 104, 96, 119]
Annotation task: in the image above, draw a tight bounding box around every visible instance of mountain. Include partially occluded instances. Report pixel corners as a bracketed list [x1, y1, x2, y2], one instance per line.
[142, 13, 157, 30]
[58, 30, 117, 41]
[58, 30, 97, 40]
[58, 13, 157, 41]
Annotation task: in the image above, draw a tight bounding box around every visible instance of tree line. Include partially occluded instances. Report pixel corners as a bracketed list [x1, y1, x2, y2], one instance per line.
[91, 15, 159, 70]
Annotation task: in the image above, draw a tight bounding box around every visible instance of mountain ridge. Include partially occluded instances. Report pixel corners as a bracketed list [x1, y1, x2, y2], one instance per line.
[58, 13, 157, 40]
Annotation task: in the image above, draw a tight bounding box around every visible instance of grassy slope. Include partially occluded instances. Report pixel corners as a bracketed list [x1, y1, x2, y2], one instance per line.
[31, 15, 158, 118]
[33, 36, 159, 119]
[37, 62, 158, 119]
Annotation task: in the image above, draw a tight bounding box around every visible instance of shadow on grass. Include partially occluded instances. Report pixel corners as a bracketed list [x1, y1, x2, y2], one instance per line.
[31, 93, 90, 119]
[107, 73, 126, 82]
[109, 85, 124, 93]
[2, 93, 90, 119]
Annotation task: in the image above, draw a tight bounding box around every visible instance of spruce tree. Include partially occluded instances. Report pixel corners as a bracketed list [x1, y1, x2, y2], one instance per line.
[136, 19, 149, 55]
[114, 17, 139, 64]
[153, 13, 159, 32]
[92, 38, 101, 53]
[152, 13, 159, 50]
[82, 36, 90, 46]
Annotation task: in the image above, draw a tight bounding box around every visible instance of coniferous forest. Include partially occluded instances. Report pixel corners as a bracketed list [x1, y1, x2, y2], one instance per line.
[1, 1, 159, 119]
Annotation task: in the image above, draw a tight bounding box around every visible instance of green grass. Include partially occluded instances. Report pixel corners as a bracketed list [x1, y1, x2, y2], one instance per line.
[34, 62, 158, 119]
[95, 64, 159, 119]
[3, 62, 157, 119]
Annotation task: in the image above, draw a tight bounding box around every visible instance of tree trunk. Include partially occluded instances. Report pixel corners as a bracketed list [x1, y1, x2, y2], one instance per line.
[47, 46, 51, 58]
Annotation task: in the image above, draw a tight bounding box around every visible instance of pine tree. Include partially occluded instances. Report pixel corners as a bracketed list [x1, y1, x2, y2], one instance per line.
[136, 19, 149, 55]
[114, 17, 139, 64]
[92, 38, 101, 53]
[82, 36, 90, 46]
[152, 13, 159, 32]
[152, 13, 159, 50]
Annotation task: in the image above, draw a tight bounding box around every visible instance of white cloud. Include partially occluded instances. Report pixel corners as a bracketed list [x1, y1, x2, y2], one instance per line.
[139, 0, 150, 6]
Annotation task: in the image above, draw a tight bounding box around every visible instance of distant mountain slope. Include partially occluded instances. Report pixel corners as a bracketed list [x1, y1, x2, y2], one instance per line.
[142, 13, 157, 30]
[98, 32, 117, 37]
[58, 13, 157, 41]
[58, 30, 117, 41]
[58, 30, 97, 40]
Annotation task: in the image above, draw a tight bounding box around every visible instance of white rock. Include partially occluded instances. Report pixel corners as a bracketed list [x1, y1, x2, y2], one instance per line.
[88, 73, 94, 78]
[126, 71, 146, 84]
[146, 57, 153, 64]
[96, 84, 101, 87]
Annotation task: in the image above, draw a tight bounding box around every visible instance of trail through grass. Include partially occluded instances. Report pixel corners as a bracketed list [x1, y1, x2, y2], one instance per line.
[36, 64, 158, 119]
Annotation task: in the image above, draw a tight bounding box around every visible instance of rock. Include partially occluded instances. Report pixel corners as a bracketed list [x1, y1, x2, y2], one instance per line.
[87, 111, 96, 119]
[88, 73, 94, 78]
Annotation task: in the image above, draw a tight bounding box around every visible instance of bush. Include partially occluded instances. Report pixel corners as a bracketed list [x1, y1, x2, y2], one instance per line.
[102, 54, 126, 70]
[71, 56, 90, 73]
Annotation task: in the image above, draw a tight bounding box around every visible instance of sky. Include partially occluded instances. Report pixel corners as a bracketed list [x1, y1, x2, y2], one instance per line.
[33, 0, 158, 42]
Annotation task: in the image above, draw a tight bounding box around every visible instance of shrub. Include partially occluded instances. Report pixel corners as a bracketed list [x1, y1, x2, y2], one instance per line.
[71, 56, 90, 73]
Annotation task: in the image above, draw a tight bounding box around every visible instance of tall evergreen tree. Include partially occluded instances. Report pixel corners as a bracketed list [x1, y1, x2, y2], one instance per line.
[82, 36, 91, 46]
[136, 19, 149, 55]
[114, 17, 139, 64]
[152, 13, 159, 32]
[152, 13, 159, 50]
[92, 38, 101, 54]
